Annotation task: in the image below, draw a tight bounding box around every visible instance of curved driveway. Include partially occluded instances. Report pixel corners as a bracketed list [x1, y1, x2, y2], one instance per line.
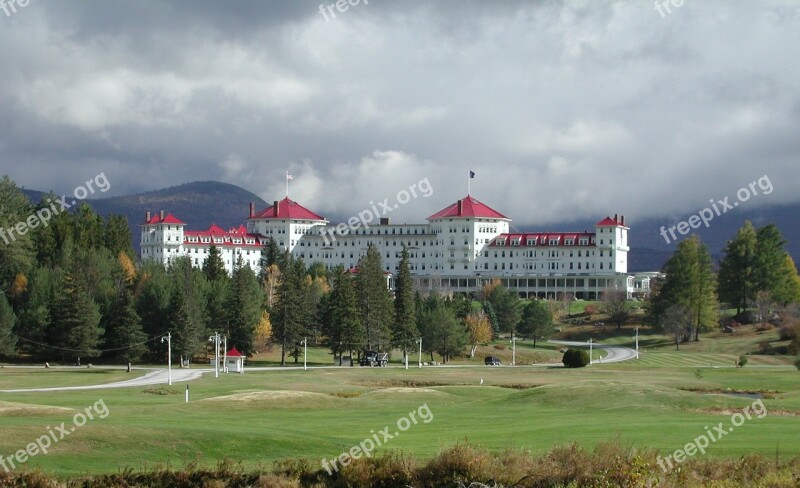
[548, 340, 638, 363]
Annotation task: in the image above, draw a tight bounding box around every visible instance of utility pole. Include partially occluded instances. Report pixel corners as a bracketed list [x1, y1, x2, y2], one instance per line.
[511, 333, 517, 366]
[302, 338, 307, 371]
[209, 332, 220, 378]
[418, 337, 422, 368]
[589, 338, 593, 365]
[635, 327, 639, 359]
[161, 332, 172, 386]
[223, 336, 228, 373]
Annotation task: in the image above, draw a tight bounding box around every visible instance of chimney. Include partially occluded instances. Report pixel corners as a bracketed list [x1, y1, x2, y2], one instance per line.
[145, 211, 151, 223]
[457, 199, 463, 215]
[380, 217, 390, 225]
[621, 215, 625, 226]
[614, 213, 618, 222]
[249, 202, 255, 218]
[273, 200, 279, 217]
[159, 210, 165, 221]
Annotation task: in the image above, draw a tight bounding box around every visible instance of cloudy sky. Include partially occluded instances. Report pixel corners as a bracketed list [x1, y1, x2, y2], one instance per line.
[0, 0, 798, 228]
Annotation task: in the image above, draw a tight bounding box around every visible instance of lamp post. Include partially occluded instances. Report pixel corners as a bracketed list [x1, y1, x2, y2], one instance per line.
[635, 327, 639, 359]
[161, 332, 172, 386]
[223, 335, 228, 373]
[209, 332, 220, 378]
[510, 334, 517, 366]
[417, 338, 422, 368]
[302, 338, 308, 371]
[589, 338, 593, 365]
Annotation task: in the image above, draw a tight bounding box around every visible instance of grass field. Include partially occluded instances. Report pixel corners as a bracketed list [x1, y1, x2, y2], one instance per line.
[1, 354, 799, 476]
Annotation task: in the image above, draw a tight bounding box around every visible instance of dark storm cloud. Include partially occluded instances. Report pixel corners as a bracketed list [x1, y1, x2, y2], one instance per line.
[0, 0, 798, 227]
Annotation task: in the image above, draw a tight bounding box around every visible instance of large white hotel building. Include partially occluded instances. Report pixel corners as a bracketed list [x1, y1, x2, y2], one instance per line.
[140, 195, 648, 298]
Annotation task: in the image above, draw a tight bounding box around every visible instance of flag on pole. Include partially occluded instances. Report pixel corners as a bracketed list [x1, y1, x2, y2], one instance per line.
[469, 170, 476, 178]
[286, 171, 294, 181]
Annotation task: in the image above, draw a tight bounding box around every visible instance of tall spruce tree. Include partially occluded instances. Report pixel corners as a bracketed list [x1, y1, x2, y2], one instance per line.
[356, 245, 392, 350]
[202, 245, 228, 283]
[224, 256, 263, 356]
[104, 214, 135, 259]
[103, 287, 147, 363]
[392, 247, 417, 361]
[49, 266, 103, 363]
[0, 293, 17, 356]
[323, 266, 363, 365]
[718, 221, 757, 315]
[272, 253, 312, 365]
[169, 287, 199, 363]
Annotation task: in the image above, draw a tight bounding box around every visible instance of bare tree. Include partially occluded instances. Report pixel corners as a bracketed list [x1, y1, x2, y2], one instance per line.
[601, 287, 633, 330]
[662, 304, 692, 350]
[754, 290, 773, 325]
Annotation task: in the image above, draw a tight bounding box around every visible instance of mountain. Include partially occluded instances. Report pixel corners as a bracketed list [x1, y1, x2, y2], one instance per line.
[20, 181, 800, 271]
[22, 181, 268, 254]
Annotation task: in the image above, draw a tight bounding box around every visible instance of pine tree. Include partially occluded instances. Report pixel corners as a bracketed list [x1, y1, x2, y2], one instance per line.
[104, 214, 135, 259]
[224, 256, 263, 356]
[518, 300, 553, 347]
[323, 266, 363, 365]
[718, 221, 757, 315]
[202, 245, 228, 283]
[392, 247, 417, 361]
[355, 245, 392, 350]
[484, 285, 521, 335]
[49, 267, 103, 363]
[272, 254, 312, 365]
[169, 288, 199, 362]
[135, 262, 173, 361]
[103, 287, 147, 363]
[754, 224, 788, 297]
[651, 235, 718, 342]
[482, 301, 500, 337]
[0, 293, 17, 356]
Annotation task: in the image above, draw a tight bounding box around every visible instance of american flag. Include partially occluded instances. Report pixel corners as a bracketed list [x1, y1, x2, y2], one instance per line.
[286, 171, 293, 181]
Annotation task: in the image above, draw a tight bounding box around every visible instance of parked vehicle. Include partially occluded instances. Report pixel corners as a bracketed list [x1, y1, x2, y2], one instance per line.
[484, 356, 501, 366]
[359, 350, 389, 367]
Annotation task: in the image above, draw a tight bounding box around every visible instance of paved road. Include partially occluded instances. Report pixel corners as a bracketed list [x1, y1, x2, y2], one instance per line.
[0, 367, 208, 393]
[548, 340, 638, 363]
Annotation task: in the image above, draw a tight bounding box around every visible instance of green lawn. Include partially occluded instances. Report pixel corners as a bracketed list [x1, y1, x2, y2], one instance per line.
[1, 360, 798, 476]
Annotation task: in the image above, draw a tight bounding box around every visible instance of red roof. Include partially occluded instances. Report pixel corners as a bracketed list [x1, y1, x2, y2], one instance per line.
[490, 232, 595, 247]
[183, 224, 264, 248]
[596, 216, 623, 227]
[226, 347, 243, 357]
[250, 197, 325, 221]
[145, 213, 186, 225]
[428, 195, 508, 220]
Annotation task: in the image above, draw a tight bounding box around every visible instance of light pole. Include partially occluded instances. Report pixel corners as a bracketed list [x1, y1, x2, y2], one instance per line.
[635, 327, 639, 359]
[302, 338, 307, 371]
[510, 334, 517, 366]
[161, 332, 172, 386]
[589, 338, 593, 365]
[223, 335, 228, 373]
[417, 338, 422, 368]
[209, 332, 220, 378]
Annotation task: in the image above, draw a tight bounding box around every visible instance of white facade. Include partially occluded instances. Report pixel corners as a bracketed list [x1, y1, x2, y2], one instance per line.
[140, 196, 643, 298]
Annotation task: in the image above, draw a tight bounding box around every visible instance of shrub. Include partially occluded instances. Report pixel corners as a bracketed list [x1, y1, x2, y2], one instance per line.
[584, 304, 599, 315]
[779, 323, 798, 341]
[562, 348, 590, 368]
[737, 355, 748, 367]
[493, 344, 506, 350]
[795, 355, 800, 371]
[755, 323, 773, 332]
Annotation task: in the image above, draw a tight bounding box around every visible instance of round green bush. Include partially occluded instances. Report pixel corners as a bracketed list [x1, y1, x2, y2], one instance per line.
[737, 355, 748, 368]
[794, 355, 800, 371]
[562, 348, 590, 368]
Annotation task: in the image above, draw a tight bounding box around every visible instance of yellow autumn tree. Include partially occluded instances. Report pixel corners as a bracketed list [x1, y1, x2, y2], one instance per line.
[254, 310, 272, 352]
[480, 279, 502, 301]
[118, 251, 137, 284]
[465, 310, 493, 358]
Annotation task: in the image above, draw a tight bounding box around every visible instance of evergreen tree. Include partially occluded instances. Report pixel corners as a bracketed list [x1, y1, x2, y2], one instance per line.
[169, 287, 199, 362]
[651, 235, 718, 342]
[0, 293, 17, 356]
[718, 221, 757, 315]
[73, 203, 105, 251]
[484, 285, 521, 335]
[103, 287, 147, 363]
[135, 262, 173, 361]
[224, 256, 263, 356]
[774, 255, 800, 307]
[518, 300, 553, 347]
[355, 245, 392, 350]
[104, 214, 135, 259]
[323, 266, 363, 365]
[0, 176, 36, 293]
[49, 266, 103, 363]
[272, 253, 312, 365]
[419, 300, 466, 363]
[392, 247, 417, 361]
[482, 301, 500, 337]
[202, 245, 228, 283]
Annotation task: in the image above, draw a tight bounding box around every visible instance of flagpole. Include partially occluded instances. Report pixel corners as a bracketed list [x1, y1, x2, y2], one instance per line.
[468, 171, 471, 195]
[286, 171, 289, 198]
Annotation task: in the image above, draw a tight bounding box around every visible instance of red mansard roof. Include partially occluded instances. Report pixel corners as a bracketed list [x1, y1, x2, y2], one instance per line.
[595, 216, 625, 227]
[490, 232, 596, 247]
[250, 197, 325, 221]
[428, 195, 508, 220]
[183, 224, 264, 248]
